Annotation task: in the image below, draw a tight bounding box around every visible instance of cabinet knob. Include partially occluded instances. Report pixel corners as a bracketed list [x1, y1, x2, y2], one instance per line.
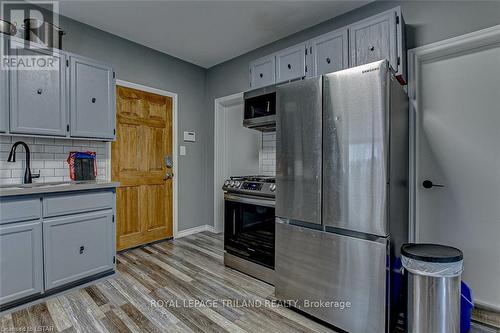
[37, 88, 43, 95]
[91, 97, 96, 103]
[79, 245, 85, 254]
[326, 57, 331, 64]
[422, 180, 445, 189]
[259, 73, 263, 78]
[287, 64, 291, 70]
[369, 46, 375, 51]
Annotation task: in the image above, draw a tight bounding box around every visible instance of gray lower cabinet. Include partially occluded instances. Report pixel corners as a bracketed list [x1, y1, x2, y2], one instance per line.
[69, 55, 116, 139]
[43, 210, 115, 290]
[310, 28, 348, 76]
[275, 43, 306, 83]
[0, 190, 116, 307]
[0, 220, 43, 304]
[0, 37, 7, 133]
[9, 42, 68, 137]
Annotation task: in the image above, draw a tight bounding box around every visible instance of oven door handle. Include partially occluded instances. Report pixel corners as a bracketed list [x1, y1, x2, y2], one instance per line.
[224, 194, 275, 208]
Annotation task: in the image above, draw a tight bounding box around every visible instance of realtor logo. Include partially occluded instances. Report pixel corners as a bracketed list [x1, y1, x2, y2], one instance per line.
[1, 0, 60, 70]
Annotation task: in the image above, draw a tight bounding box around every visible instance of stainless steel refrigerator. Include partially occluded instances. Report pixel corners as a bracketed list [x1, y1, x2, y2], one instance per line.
[275, 60, 408, 333]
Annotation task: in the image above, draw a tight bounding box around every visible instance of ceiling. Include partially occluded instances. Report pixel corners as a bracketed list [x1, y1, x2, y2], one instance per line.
[59, 1, 371, 68]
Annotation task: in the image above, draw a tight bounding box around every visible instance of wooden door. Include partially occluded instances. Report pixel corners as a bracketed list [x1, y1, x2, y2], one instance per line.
[112, 86, 173, 250]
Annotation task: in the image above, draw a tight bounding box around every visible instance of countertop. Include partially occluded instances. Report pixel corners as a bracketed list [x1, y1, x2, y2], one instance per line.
[0, 181, 120, 197]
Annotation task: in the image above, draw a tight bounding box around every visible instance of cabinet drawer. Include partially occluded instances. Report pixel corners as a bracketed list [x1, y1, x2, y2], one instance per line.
[276, 43, 306, 83]
[43, 210, 115, 290]
[43, 190, 114, 217]
[0, 197, 41, 224]
[0, 221, 43, 305]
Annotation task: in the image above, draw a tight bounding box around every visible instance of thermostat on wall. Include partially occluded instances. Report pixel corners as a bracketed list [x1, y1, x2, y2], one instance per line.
[183, 131, 196, 142]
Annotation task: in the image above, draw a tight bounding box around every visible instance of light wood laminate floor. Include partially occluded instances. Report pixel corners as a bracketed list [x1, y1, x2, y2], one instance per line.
[0, 232, 337, 333]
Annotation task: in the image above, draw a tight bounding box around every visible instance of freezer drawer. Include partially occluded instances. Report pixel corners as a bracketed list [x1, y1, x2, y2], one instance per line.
[275, 221, 388, 333]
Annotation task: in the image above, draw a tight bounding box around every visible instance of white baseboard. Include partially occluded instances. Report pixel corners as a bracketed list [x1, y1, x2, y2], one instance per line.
[175, 224, 215, 239]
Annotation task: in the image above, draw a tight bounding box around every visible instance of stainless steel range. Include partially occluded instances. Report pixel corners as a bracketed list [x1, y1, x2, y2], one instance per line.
[222, 175, 275, 285]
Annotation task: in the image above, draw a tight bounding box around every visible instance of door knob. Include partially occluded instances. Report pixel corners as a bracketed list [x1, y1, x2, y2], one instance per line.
[287, 64, 291, 70]
[369, 46, 375, 51]
[422, 180, 445, 189]
[164, 172, 174, 180]
[326, 57, 331, 64]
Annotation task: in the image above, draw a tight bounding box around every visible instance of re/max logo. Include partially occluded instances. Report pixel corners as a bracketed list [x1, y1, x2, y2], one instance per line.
[362, 67, 380, 74]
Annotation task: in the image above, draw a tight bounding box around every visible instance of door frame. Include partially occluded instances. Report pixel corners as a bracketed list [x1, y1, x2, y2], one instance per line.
[213, 92, 244, 233]
[407, 24, 500, 242]
[113, 79, 179, 238]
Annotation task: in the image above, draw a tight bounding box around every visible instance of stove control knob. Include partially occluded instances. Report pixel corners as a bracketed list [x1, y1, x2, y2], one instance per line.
[270, 184, 276, 192]
[235, 181, 241, 187]
[224, 180, 230, 187]
[230, 180, 235, 187]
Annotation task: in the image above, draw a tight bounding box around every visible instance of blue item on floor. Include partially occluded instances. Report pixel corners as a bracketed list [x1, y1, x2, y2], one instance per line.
[461, 281, 473, 333]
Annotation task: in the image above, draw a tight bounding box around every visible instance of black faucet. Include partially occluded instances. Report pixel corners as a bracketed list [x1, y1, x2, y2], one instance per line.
[7, 141, 39, 184]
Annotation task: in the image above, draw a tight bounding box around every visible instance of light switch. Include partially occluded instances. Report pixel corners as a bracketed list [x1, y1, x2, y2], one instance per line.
[183, 131, 196, 142]
[180, 146, 186, 156]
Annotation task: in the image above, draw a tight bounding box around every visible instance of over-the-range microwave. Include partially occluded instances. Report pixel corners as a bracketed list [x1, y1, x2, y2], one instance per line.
[243, 85, 276, 132]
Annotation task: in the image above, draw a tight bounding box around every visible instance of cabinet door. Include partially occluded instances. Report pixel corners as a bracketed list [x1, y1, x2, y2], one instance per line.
[311, 29, 348, 76]
[0, 37, 7, 133]
[275, 43, 306, 83]
[43, 210, 115, 290]
[70, 56, 115, 139]
[9, 45, 67, 136]
[249, 55, 275, 89]
[349, 11, 397, 71]
[0, 221, 43, 305]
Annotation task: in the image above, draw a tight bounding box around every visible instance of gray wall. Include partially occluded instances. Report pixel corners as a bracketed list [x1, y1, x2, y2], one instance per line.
[205, 0, 500, 227]
[58, 15, 211, 232]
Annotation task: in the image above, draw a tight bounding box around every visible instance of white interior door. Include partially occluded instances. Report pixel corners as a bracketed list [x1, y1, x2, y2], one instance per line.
[411, 27, 500, 310]
[214, 94, 261, 232]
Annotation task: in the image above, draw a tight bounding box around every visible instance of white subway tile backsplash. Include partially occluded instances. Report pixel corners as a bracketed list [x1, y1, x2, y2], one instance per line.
[44, 145, 64, 153]
[44, 161, 64, 169]
[260, 132, 276, 176]
[0, 136, 110, 184]
[0, 170, 12, 178]
[54, 168, 69, 177]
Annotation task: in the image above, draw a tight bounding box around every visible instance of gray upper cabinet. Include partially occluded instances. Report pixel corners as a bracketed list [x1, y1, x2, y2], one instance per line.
[70, 55, 115, 140]
[249, 55, 275, 89]
[0, 37, 7, 133]
[275, 43, 306, 83]
[9, 42, 68, 137]
[349, 8, 405, 82]
[310, 29, 348, 76]
[0, 220, 43, 305]
[248, 7, 406, 88]
[43, 209, 114, 290]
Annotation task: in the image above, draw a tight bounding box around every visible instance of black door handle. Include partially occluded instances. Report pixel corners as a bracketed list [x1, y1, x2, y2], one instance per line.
[422, 180, 445, 189]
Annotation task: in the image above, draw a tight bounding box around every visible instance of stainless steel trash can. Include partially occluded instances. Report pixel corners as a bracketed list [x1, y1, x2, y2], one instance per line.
[401, 243, 464, 333]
